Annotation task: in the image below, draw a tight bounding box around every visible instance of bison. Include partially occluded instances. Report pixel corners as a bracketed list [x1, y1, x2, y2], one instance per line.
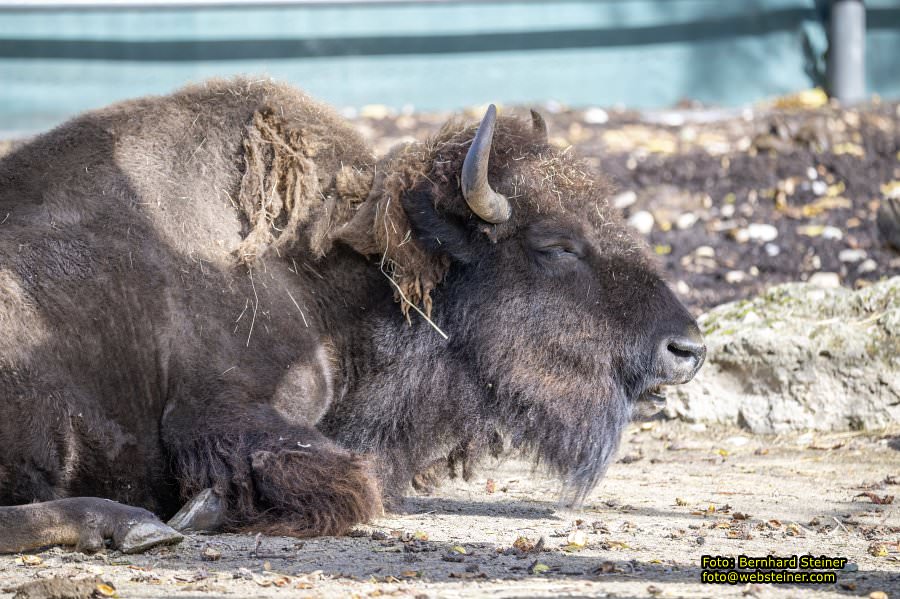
[0, 78, 704, 553]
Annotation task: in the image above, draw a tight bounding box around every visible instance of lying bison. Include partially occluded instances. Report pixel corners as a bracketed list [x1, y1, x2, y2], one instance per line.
[0, 78, 704, 553]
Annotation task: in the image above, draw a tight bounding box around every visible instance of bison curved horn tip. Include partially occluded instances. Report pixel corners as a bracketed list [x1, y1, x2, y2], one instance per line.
[461, 104, 511, 224]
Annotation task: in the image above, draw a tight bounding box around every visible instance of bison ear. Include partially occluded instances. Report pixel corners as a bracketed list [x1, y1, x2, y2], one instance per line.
[530, 109, 548, 142]
[401, 182, 481, 264]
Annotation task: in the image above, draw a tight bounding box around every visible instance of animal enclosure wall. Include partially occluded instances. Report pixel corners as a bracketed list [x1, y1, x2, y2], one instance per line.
[0, 0, 899, 135]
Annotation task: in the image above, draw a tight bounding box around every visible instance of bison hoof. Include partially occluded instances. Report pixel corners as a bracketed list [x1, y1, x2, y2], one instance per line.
[117, 520, 183, 554]
[167, 488, 226, 533]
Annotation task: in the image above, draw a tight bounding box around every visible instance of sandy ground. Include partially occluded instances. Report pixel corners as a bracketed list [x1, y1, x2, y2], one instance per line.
[1, 420, 897, 599]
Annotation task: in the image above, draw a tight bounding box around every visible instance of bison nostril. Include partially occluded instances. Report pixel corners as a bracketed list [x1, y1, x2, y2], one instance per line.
[667, 342, 696, 360]
[658, 335, 706, 383]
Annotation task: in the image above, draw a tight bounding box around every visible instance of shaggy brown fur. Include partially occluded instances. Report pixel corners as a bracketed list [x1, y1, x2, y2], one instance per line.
[0, 77, 702, 548]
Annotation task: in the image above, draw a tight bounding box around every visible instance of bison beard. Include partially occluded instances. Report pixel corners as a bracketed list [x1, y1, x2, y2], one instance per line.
[0, 77, 704, 552]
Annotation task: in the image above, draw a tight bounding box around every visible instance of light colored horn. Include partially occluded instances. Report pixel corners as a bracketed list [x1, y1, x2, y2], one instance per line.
[461, 104, 511, 223]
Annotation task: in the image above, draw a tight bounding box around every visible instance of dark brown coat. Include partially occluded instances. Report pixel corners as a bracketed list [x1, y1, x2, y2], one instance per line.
[0, 78, 701, 541]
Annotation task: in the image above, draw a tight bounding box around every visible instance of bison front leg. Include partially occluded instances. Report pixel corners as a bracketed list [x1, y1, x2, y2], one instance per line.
[165, 406, 381, 537]
[0, 498, 182, 554]
[248, 447, 381, 536]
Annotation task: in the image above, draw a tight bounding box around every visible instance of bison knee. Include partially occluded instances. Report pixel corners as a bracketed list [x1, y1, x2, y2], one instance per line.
[246, 446, 381, 537]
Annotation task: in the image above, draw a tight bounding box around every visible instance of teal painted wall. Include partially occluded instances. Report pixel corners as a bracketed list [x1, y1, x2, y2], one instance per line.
[0, 0, 897, 134]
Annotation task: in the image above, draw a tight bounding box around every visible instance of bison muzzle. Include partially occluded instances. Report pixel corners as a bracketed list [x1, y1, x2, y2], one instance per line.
[0, 78, 704, 553]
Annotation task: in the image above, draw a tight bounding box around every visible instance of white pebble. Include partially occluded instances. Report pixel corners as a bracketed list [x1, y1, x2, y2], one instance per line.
[822, 226, 843, 240]
[676, 212, 698, 230]
[808, 272, 841, 288]
[676, 280, 690, 295]
[725, 436, 750, 447]
[721, 204, 736, 218]
[725, 270, 747, 284]
[746, 223, 778, 242]
[858, 259, 877, 273]
[695, 245, 716, 258]
[612, 190, 637, 210]
[628, 210, 655, 235]
[838, 248, 867, 263]
[806, 166, 818, 180]
[583, 107, 609, 124]
[732, 228, 750, 243]
[811, 180, 828, 196]
[764, 243, 781, 257]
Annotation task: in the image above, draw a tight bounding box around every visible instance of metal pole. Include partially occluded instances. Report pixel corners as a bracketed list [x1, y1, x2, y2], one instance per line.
[827, 0, 866, 104]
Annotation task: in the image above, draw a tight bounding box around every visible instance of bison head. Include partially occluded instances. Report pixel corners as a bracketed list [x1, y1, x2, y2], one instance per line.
[331, 106, 704, 502]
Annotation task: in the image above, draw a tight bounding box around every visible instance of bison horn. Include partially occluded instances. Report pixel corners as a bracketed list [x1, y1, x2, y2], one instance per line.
[530, 109, 548, 141]
[462, 104, 511, 224]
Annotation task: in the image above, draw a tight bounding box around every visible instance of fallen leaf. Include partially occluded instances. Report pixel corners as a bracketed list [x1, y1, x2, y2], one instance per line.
[602, 540, 630, 550]
[772, 88, 828, 110]
[19, 555, 43, 566]
[485, 478, 496, 494]
[449, 545, 467, 555]
[855, 492, 894, 505]
[868, 543, 888, 557]
[95, 583, 117, 597]
[529, 562, 551, 575]
[412, 530, 429, 541]
[566, 530, 588, 548]
[513, 536, 540, 553]
[675, 497, 689, 506]
[833, 142, 865, 157]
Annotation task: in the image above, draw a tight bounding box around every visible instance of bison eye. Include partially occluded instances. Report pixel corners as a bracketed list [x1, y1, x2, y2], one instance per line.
[540, 245, 580, 259]
[530, 239, 584, 264]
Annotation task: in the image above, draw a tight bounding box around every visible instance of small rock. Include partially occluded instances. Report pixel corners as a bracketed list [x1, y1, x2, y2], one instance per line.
[808, 272, 841, 288]
[746, 223, 778, 242]
[822, 226, 844, 240]
[583, 107, 609, 124]
[628, 211, 654, 235]
[811, 180, 828, 196]
[732, 228, 750, 243]
[612, 190, 637, 210]
[858, 259, 877, 274]
[764, 243, 781, 257]
[359, 104, 392, 119]
[676, 212, 698, 230]
[725, 436, 750, 447]
[839, 249, 867, 263]
[725, 270, 747, 284]
[676, 280, 690, 295]
[806, 166, 818, 180]
[201, 546, 222, 561]
[688, 423, 707, 432]
[721, 204, 736, 218]
[695, 245, 716, 258]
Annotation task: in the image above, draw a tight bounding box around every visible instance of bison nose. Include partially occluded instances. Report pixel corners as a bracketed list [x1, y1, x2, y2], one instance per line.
[657, 334, 706, 384]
